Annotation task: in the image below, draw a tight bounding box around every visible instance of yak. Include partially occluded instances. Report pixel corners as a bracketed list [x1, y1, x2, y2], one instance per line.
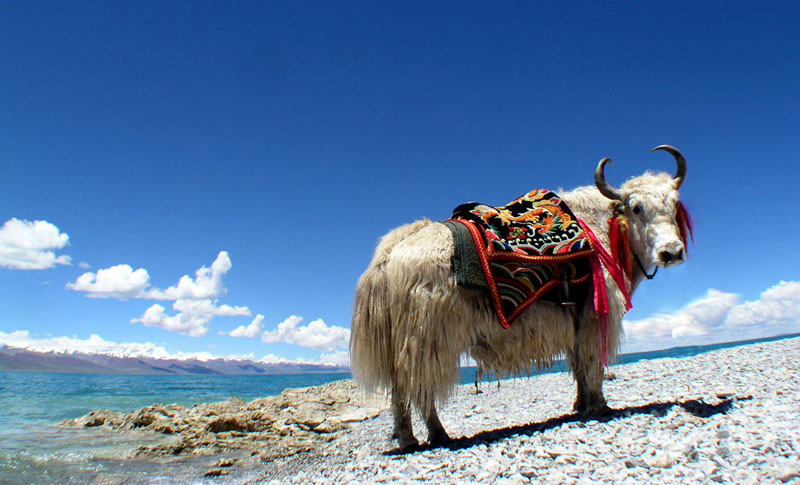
[350, 145, 691, 450]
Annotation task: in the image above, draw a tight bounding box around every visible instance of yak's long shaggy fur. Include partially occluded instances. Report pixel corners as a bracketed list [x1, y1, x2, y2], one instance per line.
[351, 169, 686, 448]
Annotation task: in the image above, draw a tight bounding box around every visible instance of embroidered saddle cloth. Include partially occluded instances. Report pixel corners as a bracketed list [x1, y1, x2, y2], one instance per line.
[445, 189, 596, 328]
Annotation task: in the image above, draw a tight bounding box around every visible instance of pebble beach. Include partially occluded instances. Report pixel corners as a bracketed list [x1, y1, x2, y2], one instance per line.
[253, 336, 799, 484]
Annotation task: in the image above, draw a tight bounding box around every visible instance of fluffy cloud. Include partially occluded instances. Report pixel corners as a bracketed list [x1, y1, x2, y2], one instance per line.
[625, 289, 740, 340]
[623, 281, 800, 352]
[257, 350, 349, 366]
[261, 315, 351, 352]
[62, 252, 351, 355]
[67, 251, 232, 301]
[226, 314, 265, 338]
[66, 252, 253, 337]
[725, 281, 800, 329]
[258, 353, 292, 364]
[145, 252, 231, 300]
[0, 218, 71, 270]
[319, 350, 351, 366]
[66, 264, 151, 299]
[131, 299, 251, 337]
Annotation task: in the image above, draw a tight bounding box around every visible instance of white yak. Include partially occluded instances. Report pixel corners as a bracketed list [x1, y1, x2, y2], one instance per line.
[350, 145, 691, 449]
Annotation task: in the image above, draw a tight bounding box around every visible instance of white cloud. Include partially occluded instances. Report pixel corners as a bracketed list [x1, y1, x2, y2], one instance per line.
[131, 299, 251, 337]
[145, 251, 231, 300]
[0, 218, 72, 270]
[61, 252, 350, 355]
[258, 353, 292, 364]
[262, 315, 351, 352]
[623, 281, 800, 352]
[725, 281, 800, 329]
[67, 252, 254, 337]
[66, 264, 151, 299]
[256, 351, 349, 366]
[319, 350, 350, 366]
[226, 314, 265, 338]
[68, 251, 232, 301]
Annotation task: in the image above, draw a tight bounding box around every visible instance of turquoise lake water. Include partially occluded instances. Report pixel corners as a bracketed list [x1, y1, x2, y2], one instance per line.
[1, 333, 796, 484]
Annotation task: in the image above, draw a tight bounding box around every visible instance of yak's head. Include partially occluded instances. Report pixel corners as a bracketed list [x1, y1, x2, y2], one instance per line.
[594, 145, 692, 272]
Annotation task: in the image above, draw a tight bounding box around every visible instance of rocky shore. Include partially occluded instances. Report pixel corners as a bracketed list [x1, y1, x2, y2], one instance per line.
[65, 336, 800, 483]
[60, 379, 385, 478]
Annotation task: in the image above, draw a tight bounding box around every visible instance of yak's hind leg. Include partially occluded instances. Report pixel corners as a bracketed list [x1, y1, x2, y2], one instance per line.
[390, 395, 450, 449]
[390, 391, 418, 449]
[424, 404, 450, 446]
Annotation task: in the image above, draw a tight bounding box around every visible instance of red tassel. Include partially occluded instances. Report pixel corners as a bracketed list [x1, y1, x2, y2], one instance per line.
[608, 216, 621, 262]
[580, 220, 632, 311]
[608, 216, 633, 283]
[589, 255, 609, 367]
[578, 219, 633, 368]
[677, 202, 695, 250]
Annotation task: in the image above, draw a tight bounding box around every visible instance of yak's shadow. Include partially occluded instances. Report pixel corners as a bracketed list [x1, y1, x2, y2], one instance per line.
[384, 395, 750, 456]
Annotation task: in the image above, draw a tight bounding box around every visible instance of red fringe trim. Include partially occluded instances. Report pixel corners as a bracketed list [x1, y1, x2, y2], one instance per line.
[588, 255, 609, 367]
[577, 219, 633, 368]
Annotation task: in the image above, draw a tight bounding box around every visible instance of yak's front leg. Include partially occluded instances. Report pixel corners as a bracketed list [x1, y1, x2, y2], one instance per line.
[424, 404, 450, 446]
[568, 325, 612, 416]
[390, 391, 419, 450]
[570, 358, 610, 415]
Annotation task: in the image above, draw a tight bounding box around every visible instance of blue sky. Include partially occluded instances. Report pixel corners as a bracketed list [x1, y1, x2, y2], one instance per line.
[2, 2, 799, 364]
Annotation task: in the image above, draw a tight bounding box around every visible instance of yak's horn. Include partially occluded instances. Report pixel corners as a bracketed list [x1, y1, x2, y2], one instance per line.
[594, 157, 622, 201]
[651, 145, 686, 189]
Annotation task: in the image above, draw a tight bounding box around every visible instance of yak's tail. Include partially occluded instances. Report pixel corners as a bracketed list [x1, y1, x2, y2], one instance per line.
[350, 219, 433, 394]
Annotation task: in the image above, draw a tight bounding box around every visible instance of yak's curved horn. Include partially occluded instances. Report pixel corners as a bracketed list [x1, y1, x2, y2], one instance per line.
[651, 145, 686, 189]
[594, 157, 622, 201]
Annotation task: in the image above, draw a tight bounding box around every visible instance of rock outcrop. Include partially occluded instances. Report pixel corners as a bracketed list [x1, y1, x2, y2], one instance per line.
[60, 379, 384, 461]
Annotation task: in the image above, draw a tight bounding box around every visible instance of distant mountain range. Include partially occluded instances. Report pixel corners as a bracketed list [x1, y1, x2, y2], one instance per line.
[0, 345, 349, 375]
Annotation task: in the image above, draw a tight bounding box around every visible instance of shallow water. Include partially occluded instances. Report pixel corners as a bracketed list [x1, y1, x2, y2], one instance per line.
[0, 372, 351, 484]
[1, 424, 194, 484]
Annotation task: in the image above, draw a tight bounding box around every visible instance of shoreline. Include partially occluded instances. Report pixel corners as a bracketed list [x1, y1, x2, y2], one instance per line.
[55, 334, 800, 483]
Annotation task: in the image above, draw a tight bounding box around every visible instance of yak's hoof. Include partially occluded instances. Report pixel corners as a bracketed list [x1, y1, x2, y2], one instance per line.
[574, 401, 613, 417]
[592, 404, 614, 417]
[398, 436, 420, 451]
[427, 430, 451, 447]
[581, 405, 613, 417]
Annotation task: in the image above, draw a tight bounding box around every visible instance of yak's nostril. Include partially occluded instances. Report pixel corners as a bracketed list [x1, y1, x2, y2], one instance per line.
[660, 251, 675, 264]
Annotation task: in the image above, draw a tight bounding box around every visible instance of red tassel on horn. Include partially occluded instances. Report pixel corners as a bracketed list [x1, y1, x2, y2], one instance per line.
[677, 202, 695, 251]
[608, 215, 634, 284]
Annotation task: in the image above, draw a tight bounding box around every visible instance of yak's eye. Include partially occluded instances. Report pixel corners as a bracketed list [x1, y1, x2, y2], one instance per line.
[632, 205, 642, 215]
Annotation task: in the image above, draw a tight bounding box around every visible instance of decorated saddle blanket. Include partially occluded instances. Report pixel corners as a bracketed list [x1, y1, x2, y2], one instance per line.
[445, 189, 600, 328]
